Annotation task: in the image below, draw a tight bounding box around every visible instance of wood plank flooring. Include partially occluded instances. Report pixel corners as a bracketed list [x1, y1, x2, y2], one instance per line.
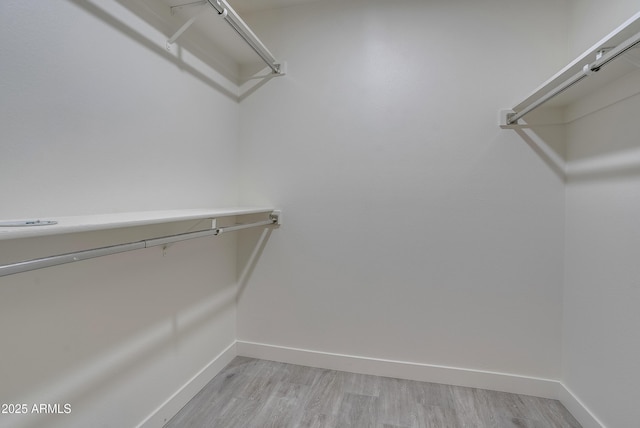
[164, 357, 582, 428]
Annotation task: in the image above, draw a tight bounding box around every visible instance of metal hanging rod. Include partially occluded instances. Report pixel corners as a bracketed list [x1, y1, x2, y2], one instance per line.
[207, 0, 281, 74]
[167, 0, 282, 75]
[507, 30, 640, 125]
[0, 213, 279, 278]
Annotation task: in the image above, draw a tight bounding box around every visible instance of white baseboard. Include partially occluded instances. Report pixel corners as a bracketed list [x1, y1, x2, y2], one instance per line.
[135, 340, 605, 428]
[557, 384, 605, 428]
[237, 341, 606, 427]
[136, 341, 237, 428]
[236, 340, 559, 399]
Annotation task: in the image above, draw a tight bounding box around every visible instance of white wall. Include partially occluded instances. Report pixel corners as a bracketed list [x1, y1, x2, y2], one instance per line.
[0, 1, 241, 427]
[564, 89, 640, 428]
[568, 0, 640, 57]
[7, 0, 638, 426]
[237, 0, 568, 383]
[564, 3, 640, 427]
[0, 0, 240, 219]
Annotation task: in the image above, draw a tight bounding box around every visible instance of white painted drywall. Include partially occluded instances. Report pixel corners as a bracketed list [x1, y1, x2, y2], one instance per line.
[568, 0, 640, 57]
[237, 0, 568, 381]
[564, 4, 640, 427]
[0, 0, 241, 427]
[564, 86, 640, 428]
[0, 225, 239, 428]
[0, 0, 240, 219]
[8, 1, 638, 426]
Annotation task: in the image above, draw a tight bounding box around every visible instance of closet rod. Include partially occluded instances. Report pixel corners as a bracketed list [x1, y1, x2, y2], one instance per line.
[206, 0, 282, 74]
[0, 216, 278, 278]
[507, 30, 640, 125]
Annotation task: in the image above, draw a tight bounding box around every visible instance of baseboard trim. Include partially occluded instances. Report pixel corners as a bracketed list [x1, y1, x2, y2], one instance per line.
[135, 340, 605, 428]
[557, 383, 605, 428]
[136, 341, 237, 428]
[238, 341, 606, 427]
[236, 340, 559, 399]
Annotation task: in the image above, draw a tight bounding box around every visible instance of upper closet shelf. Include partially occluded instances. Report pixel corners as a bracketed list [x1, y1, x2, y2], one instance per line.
[0, 207, 277, 241]
[500, 11, 640, 127]
[164, 0, 285, 76]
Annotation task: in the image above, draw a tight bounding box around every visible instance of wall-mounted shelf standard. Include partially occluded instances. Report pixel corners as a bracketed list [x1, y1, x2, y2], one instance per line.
[0, 208, 281, 277]
[500, 12, 640, 128]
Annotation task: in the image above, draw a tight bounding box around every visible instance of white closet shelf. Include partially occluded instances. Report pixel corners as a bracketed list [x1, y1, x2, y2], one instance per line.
[0, 207, 276, 241]
[500, 11, 640, 127]
[162, 0, 283, 75]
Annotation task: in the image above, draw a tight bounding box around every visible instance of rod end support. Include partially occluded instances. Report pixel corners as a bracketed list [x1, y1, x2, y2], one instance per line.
[499, 109, 519, 128]
[270, 210, 282, 226]
[275, 61, 287, 76]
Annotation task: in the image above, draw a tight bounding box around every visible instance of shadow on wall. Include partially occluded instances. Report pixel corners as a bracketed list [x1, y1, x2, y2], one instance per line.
[237, 217, 275, 302]
[238, 71, 282, 101]
[0, 221, 239, 428]
[20, 287, 235, 428]
[565, 146, 640, 182]
[564, 90, 640, 183]
[509, 75, 640, 184]
[512, 122, 640, 184]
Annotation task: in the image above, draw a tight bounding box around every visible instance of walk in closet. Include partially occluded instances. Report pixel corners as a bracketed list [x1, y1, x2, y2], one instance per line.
[1, 1, 639, 427]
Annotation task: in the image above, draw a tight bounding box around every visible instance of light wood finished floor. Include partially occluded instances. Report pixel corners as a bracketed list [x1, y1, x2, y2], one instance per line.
[164, 357, 581, 428]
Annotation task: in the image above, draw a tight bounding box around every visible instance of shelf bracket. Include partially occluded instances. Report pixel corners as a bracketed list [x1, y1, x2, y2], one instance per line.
[270, 210, 282, 225]
[166, 2, 207, 50]
[499, 109, 518, 128]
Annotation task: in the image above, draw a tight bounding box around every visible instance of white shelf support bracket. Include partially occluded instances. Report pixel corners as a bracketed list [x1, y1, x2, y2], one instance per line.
[243, 61, 288, 81]
[167, 15, 199, 49]
[596, 48, 610, 60]
[166, 4, 206, 50]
